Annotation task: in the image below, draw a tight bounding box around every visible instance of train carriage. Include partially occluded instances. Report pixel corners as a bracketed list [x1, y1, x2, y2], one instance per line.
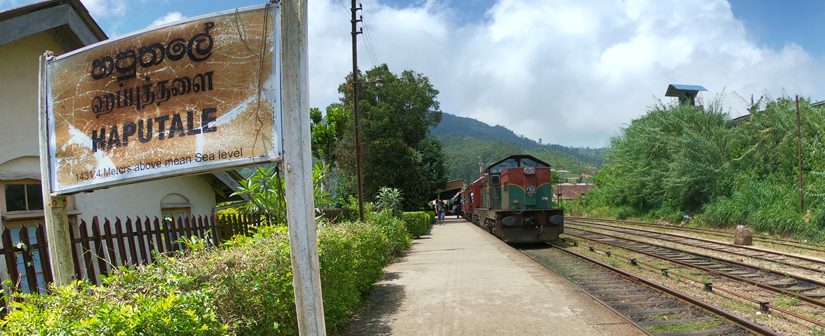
[467, 155, 564, 243]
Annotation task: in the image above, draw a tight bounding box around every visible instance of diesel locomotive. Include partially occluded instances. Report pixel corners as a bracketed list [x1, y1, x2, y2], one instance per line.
[461, 155, 564, 243]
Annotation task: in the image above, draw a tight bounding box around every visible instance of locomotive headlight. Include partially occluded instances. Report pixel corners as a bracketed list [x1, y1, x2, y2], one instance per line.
[523, 166, 536, 175]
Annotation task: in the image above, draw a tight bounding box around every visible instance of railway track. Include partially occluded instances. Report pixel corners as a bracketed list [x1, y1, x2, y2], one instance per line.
[566, 219, 825, 276]
[563, 226, 825, 309]
[568, 216, 825, 256]
[521, 244, 778, 335]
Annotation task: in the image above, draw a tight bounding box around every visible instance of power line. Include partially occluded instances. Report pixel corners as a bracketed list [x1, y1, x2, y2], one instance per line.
[361, 20, 379, 68]
[337, 0, 348, 12]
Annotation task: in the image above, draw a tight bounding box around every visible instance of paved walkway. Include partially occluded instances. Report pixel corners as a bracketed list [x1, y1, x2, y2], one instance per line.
[341, 218, 645, 336]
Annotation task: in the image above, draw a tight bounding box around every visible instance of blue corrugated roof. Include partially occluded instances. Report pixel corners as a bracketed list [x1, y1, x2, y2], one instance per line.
[671, 84, 707, 91]
[666, 84, 707, 97]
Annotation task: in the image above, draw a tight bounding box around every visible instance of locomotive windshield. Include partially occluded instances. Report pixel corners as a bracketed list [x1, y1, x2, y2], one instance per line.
[489, 159, 517, 173]
[488, 157, 548, 174]
[519, 158, 546, 168]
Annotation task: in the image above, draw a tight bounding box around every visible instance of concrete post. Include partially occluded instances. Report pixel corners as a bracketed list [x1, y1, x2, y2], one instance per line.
[280, 1, 327, 334]
[38, 53, 76, 286]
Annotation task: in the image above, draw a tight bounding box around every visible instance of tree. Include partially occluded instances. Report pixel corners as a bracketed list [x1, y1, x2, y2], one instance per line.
[332, 64, 446, 209]
[310, 104, 347, 166]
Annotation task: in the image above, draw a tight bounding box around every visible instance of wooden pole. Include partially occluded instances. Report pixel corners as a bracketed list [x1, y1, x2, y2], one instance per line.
[38, 53, 76, 286]
[281, 1, 326, 334]
[351, 0, 365, 221]
[795, 95, 804, 210]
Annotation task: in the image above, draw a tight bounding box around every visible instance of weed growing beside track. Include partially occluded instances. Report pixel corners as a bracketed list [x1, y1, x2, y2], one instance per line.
[578, 98, 825, 242]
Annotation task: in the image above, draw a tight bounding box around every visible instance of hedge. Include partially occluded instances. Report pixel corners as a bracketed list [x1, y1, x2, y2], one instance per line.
[401, 211, 434, 238]
[0, 210, 411, 335]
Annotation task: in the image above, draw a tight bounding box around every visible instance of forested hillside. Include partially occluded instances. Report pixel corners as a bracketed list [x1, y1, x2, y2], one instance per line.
[431, 113, 605, 183]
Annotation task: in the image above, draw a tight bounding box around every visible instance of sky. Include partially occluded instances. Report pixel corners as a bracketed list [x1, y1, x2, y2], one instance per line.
[3, 0, 825, 148]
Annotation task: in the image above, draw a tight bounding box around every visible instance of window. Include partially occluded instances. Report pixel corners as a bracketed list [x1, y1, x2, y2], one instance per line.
[490, 159, 517, 173]
[161, 193, 192, 224]
[519, 158, 546, 168]
[162, 207, 191, 224]
[4, 183, 43, 212]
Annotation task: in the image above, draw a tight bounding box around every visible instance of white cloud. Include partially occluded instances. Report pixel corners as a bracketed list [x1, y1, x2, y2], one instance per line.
[81, 0, 126, 18]
[148, 11, 185, 29]
[305, 0, 825, 147]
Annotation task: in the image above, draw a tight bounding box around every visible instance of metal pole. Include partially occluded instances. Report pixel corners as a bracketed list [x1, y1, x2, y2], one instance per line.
[795, 95, 804, 210]
[351, 0, 365, 221]
[281, 1, 326, 334]
[38, 53, 75, 286]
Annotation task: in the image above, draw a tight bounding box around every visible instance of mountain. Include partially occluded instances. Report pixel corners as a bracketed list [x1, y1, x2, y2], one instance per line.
[431, 113, 606, 184]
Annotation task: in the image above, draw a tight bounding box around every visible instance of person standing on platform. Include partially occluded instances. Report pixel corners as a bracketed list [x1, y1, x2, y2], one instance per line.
[436, 199, 445, 224]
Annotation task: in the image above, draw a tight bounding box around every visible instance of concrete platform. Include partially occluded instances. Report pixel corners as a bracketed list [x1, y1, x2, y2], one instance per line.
[340, 218, 645, 336]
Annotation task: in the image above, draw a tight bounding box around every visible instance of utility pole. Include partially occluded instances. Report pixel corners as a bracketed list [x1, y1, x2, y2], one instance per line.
[351, 0, 365, 221]
[795, 95, 804, 210]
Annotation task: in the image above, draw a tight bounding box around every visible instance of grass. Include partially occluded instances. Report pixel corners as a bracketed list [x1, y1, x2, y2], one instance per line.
[720, 299, 762, 319]
[646, 319, 723, 334]
[608, 259, 622, 268]
[773, 295, 800, 307]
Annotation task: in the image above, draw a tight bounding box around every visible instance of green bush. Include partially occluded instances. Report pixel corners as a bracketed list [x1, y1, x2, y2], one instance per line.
[401, 211, 433, 237]
[0, 213, 412, 335]
[0, 280, 226, 335]
[366, 210, 412, 255]
[375, 187, 403, 217]
[699, 177, 810, 237]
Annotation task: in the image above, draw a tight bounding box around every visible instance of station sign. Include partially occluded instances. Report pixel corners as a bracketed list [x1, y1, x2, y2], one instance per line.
[43, 5, 281, 194]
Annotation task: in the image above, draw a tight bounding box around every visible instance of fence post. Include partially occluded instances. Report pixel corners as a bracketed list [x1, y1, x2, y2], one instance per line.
[103, 219, 119, 269]
[67, 221, 82, 279]
[136, 217, 149, 264]
[17, 229, 39, 293]
[35, 225, 54, 285]
[207, 213, 217, 246]
[2, 229, 20, 291]
[124, 218, 138, 266]
[91, 219, 108, 280]
[78, 219, 96, 282]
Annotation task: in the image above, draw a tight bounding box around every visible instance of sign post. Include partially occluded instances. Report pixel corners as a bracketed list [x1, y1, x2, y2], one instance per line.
[39, 52, 75, 286]
[40, 2, 327, 332]
[41, 4, 284, 283]
[281, 1, 327, 334]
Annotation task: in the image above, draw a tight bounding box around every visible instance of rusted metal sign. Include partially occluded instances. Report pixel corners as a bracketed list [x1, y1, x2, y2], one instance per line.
[44, 5, 281, 194]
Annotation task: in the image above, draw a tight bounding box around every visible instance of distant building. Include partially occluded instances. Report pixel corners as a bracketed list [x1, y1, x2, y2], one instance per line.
[665, 84, 707, 107]
[433, 178, 464, 201]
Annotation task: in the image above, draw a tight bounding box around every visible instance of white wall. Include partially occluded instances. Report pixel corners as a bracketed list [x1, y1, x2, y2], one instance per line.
[74, 175, 216, 223]
[0, 32, 63, 167]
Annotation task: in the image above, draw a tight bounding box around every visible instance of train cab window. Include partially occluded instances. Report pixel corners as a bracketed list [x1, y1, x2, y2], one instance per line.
[490, 159, 517, 173]
[519, 158, 546, 168]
